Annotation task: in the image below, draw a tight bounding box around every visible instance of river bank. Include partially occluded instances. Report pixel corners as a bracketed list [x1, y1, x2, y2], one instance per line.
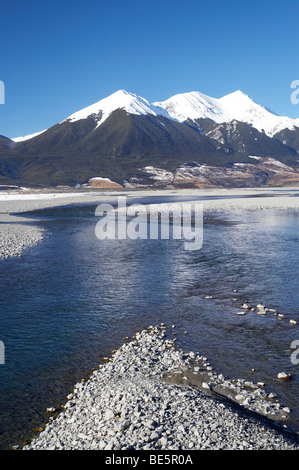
[1, 186, 299, 261]
[22, 325, 299, 450]
[1, 188, 299, 450]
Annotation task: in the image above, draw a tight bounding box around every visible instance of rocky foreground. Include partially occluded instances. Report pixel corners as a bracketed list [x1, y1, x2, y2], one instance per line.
[23, 325, 299, 451]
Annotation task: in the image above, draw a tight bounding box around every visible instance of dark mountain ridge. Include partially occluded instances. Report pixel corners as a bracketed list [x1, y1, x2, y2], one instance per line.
[1, 90, 299, 188]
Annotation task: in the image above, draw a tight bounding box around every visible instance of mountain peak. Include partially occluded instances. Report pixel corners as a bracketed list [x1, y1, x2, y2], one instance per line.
[62, 89, 171, 127]
[110, 89, 134, 98]
[228, 89, 247, 96]
[157, 89, 298, 136]
[13, 88, 299, 142]
[154, 91, 225, 123]
[219, 89, 260, 104]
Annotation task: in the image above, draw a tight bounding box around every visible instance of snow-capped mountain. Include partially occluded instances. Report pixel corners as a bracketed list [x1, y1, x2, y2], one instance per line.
[3, 88, 299, 188]
[154, 90, 299, 137]
[12, 88, 299, 142]
[61, 89, 172, 128]
[60, 88, 299, 137]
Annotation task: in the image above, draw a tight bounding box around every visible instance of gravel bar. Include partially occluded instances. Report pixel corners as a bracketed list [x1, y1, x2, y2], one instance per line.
[1, 187, 299, 261]
[23, 325, 299, 450]
[0, 217, 44, 260]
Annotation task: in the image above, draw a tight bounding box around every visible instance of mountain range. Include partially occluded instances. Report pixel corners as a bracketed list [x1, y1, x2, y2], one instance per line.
[1, 89, 299, 188]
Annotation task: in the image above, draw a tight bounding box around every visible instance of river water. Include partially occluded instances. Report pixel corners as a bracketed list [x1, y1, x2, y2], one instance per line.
[0, 196, 299, 449]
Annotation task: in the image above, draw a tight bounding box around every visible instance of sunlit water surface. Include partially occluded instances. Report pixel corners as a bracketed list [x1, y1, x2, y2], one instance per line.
[0, 198, 299, 449]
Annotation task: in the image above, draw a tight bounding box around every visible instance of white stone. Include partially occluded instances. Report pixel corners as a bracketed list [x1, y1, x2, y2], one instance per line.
[105, 409, 115, 420]
[202, 382, 210, 389]
[277, 372, 292, 380]
[46, 407, 56, 413]
[256, 309, 267, 315]
[242, 302, 251, 309]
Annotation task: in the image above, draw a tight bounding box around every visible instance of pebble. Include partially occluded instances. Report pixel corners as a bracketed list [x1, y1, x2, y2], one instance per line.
[242, 302, 251, 309]
[46, 407, 56, 413]
[22, 326, 299, 451]
[256, 309, 267, 315]
[105, 410, 115, 421]
[0, 223, 44, 260]
[277, 372, 292, 381]
[257, 304, 265, 309]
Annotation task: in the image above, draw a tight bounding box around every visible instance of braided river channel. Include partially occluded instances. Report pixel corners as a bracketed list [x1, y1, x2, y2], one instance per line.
[0, 193, 299, 449]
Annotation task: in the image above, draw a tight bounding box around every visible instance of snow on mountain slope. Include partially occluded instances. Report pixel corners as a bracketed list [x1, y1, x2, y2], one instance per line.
[154, 91, 229, 124]
[12, 129, 47, 142]
[155, 90, 299, 137]
[62, 89, 172, 128]
[10, 89, 299, 142]
[218, 91, 299, 136]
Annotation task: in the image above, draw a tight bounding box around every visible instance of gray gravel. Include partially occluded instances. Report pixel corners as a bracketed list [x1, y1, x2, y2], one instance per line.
[23, 325, 299, 450]
[0, 218, 44, 260]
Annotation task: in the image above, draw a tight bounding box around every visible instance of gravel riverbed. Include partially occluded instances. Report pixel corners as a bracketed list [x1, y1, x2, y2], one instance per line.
[2, 188, 299, 449]
[0, 218, 44, 260]
[1, 187, 299, 261]
[23, 325, 299, 450]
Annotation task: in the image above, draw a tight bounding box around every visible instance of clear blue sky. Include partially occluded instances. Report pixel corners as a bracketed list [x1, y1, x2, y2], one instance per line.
[1, 0, 299, 138]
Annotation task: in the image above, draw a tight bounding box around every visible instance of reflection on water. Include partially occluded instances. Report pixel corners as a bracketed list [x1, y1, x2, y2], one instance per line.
[0, 204, 299, 449]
